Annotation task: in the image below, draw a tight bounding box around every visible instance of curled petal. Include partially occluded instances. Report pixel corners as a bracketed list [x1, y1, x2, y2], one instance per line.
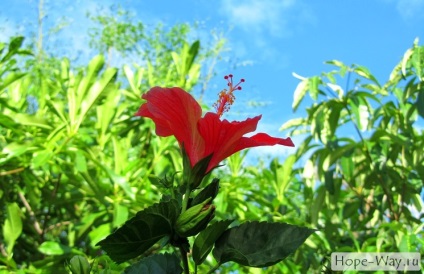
[136, 87, 205, 157]
[198, 113, 263, 172]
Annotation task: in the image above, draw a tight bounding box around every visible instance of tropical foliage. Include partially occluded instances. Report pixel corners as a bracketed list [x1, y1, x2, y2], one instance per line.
[0, 9, 423, 273]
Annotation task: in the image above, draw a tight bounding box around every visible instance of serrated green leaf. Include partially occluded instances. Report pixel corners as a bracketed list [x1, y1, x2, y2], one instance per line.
[213, 221, 315, 267]
[97, 199, 180, 263]
[192, 220, 233, 265]
[124, 253, 182, 274]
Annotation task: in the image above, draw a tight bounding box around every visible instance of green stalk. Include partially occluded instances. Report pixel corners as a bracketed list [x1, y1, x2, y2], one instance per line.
[180, 246, 190, 274]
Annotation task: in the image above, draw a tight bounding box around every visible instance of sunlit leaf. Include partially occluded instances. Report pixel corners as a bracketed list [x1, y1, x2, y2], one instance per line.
[3, 203, 22, 254]
[292, 77, 308, 111]
[39, 241, 72, 255]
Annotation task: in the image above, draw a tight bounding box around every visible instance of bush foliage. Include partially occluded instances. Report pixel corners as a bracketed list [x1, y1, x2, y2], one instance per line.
[0, 16, 423, 273]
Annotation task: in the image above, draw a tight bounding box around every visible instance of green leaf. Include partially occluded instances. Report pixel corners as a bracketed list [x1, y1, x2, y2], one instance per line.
[348, 95, 369, 131]
[74, 150, 88, 173]
[324, 169, 335, 194]
[89, 223, 111, 246]
[113, 203, 129, 228]
[328, 101, 344, 136]
[13, 113, 52, 129]
[185, 40, 200, 73]
[97, 199, 180, 263]
[342, 200, 360, 219]
[416, 84, 424, 118]
[271, 154, 296, 195]
[39, 241, 72, 255]
[340, 156, 354, 181]
[292, 76, 308, 111]
[213, 221, 315, 267]
[401, 46, 414, 76]
[1, 142, 30, 161]
[280, 118, 305, 132]
[310, 186, 326, 225]
[353, 64, 380, 85]
[1, 36, 24, 62]
[31, 150, 53, 168]
[308, 76, 321, 101]
[0, 71, 26, 92]
[124, 253, 182, 274]
[3, 203, 22, 255]
[192, 220, 233, 265]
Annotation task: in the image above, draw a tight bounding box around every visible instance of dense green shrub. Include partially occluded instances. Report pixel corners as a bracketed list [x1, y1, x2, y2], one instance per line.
[1, 22, 423, 273]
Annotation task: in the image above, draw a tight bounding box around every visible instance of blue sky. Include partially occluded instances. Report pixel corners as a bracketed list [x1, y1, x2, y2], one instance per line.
[2, 0, 424, 161]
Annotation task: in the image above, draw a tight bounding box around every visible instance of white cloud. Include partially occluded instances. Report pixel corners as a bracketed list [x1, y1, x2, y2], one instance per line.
[396, 0, 424, 20]
[0, 17, 20, 42]
[380, 0, 424, 20]
[220, 0, 314, 38]
[219, 0, 315, 68]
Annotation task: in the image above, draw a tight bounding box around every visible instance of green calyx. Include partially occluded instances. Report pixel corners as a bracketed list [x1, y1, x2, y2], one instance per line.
[175, 197, 215, 237]
[181, 144, 213, 190]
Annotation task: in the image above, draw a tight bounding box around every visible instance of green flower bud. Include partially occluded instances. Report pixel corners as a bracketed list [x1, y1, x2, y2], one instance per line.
[176, 198, 215, 237]
[68, 255, 91, 274]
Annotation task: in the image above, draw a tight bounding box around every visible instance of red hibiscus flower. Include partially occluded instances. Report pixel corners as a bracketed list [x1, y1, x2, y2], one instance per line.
[135, 75, 294, 174]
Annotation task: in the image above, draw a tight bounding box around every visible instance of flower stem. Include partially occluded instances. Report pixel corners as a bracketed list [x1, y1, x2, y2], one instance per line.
[179, 246, 190, 274]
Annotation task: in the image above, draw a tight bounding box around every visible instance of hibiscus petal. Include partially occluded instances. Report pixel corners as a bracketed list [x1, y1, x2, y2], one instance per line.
[198, 113, 262, 171]
[135, 87, 204, 158]
[234, 133, 295, 152]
